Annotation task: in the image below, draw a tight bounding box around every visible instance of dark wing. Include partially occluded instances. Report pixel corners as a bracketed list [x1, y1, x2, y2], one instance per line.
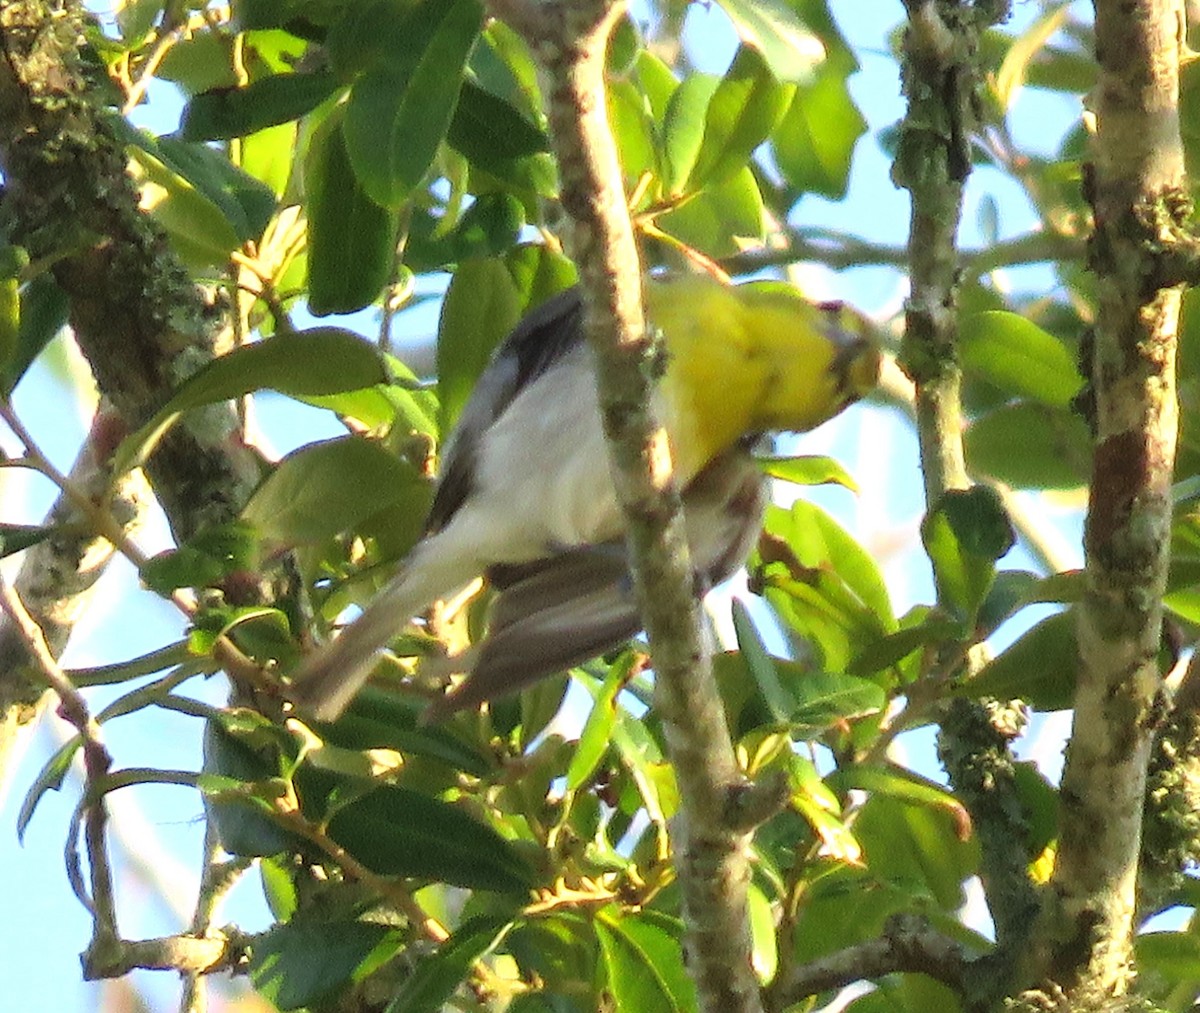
[424, 286, 586, 535]
[421, 545, 639, 721]
[423, 448, 768, 721]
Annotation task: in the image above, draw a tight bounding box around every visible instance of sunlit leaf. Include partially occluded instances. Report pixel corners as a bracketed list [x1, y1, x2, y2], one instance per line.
[960, 311, 1082, 407]
[714, 0, 825, 83]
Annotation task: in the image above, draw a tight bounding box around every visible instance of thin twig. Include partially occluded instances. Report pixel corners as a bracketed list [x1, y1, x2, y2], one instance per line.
[0, 574, 118, 939]
[0, 401, 271, 693]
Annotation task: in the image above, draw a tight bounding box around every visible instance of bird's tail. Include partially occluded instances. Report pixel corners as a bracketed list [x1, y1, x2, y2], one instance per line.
[287, 539, 469, 721]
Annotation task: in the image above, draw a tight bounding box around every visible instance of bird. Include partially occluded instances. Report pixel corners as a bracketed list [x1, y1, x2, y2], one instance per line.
[287, 272, 880, 722]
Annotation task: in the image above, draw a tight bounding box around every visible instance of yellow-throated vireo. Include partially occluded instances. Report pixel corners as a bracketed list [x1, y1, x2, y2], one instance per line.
[289, 272, 880, 722]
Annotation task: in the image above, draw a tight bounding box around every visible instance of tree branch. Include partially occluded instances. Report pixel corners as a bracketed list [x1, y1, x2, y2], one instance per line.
[892, 4, 1038, 1007]
[0, 1, 262, 544]
[0, 0, 262, 776]
[774, 914, 967, 1005]
[1043, 0, 1187, 999]
[493, 0, 764, 1009]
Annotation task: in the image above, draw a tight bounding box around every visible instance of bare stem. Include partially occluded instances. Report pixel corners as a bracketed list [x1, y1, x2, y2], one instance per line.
[0, 575, 118, 945]
[491, 0, 764, 1008]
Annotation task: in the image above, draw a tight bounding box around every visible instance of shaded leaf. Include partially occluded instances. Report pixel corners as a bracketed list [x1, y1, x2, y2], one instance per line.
[114, 328, 388, 477]
[847, 617, 964, 677]
[5, 274, 68, 393]
[387, 916, 513, 1013]
[921, 487, 1014, 622]
[448, 79, 550, 167]
[328, 783, 534, 891]
[305, 107, 399, 314]
[960, 610, 1078, 711]
[17, 736, 81, 841]
[182, 71, 341, 140]
[317, 686, 490, 777]
[0, 523, 55, 559]
[243, 435, 431, 549]
[251, 920, 402, 1010]
[202, 719, 300, 857]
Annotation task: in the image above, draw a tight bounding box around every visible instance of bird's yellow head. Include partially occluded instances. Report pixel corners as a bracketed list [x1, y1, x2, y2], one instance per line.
[646, 275, 880, 480]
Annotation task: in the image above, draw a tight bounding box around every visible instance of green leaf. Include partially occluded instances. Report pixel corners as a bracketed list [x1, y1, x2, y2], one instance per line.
[657, 165, 765, 256]
[775, 500, 896, 628]
[688, 46, 792, 191]
[448, 80, 550, 166]
[921, 487, 1015, 622]
[153, 135, 277, 244]
[5, 274, 68, 393]
[785, 667, 886, 739]
[854, 794, 979, 912]
[567, 663, 625, 791]
[182, 71, 341, 140]
[1135, 931, 1200, 982]
[961, 610, 1078, 711]
[732, 599, 793, 723]
[713, 0, 825, 83]
[436, 257, 523, 433]
[0, 245, 24, 374]
[157, 31, 238, 94]
[1012, 760, 1058, 857]
[128, 141, 243, 269]
[327, 783, 534, 891]
[959, 311, 1082, 407]
[305, 106, 399, 314]
[773, 70, 866, 199]
[607, 77, 658, 187]
[993, 5, 1072, 111]
[595, 908, 696, 1012]
[114, 327, 388, 477]
[341, 0, 483, 208]
[828, 765, 969, 830]
[847, 617, 965, 677]
[260, 855, 299, 921]
[202, 719, 300, 857]
[0, 523, 55, 558]
[315, 686, 490, 777]
[662, 73, 719, 193]
[66, 641, 197, 687]
[747, 882, 777, 982]
[243, 435, 431, 550]
[386, 916, 513, 1013]
[142, 520, 260, 595]
[758, 454, 858, 491]
[17, 736, 81, 841]
[965, 402, 1091, 490]
[251, 920, 402, 1010]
